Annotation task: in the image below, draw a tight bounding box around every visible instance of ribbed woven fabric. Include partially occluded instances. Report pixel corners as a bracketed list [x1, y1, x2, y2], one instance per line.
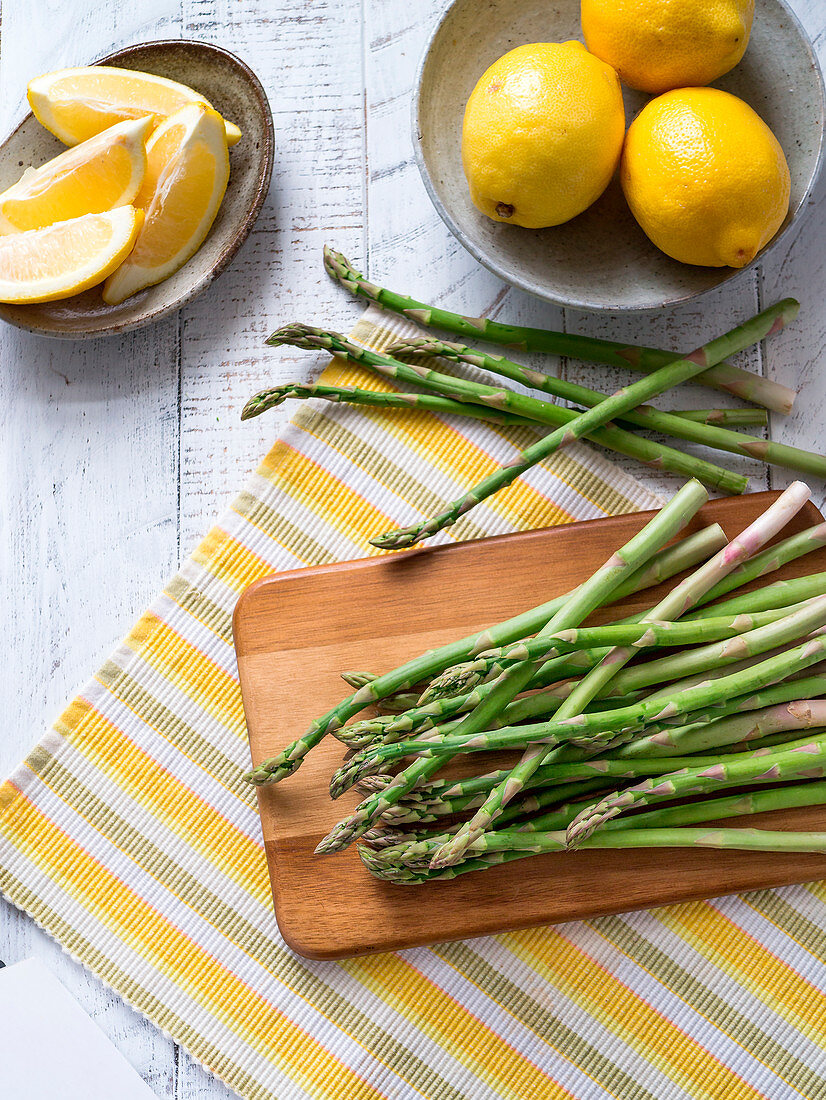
[4, 306, 826, 1099]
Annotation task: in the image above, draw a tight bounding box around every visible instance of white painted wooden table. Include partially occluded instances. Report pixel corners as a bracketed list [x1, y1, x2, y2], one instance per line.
[1, 1, 824, 1095]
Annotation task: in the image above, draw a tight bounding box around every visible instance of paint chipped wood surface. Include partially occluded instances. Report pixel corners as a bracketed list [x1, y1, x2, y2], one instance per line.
[1, 0, 825, 1094]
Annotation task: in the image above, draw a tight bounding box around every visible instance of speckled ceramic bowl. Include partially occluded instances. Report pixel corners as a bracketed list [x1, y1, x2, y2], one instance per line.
[414, 0, 825, 311]
[0, 40, 274, 338]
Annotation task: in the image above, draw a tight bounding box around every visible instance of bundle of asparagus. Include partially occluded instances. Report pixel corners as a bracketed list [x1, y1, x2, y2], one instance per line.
[243, 247, 826, 551]
[245, 481, 826, 884]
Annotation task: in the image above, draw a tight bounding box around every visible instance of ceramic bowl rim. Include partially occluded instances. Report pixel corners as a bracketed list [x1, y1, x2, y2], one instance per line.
[0, 38, 274, 339]
[412, 0, 826, 313]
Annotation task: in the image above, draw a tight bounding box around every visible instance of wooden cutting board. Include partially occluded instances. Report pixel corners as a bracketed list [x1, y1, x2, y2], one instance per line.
[234, 491, 826, 959]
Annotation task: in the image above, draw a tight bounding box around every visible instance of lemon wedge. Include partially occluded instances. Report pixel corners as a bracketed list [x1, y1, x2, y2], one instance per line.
[0, 117, 151, 235]
[102, 104, 229, 305]
[27, 65, 242, 148]
[0, 206, 142, 303]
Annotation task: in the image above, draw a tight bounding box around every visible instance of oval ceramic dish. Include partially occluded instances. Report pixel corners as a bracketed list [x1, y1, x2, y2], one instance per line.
[414, 0, 825, 311]
[0, 40, 274, 338]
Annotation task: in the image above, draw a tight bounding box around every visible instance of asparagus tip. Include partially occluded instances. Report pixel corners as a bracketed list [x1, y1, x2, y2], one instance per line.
[270, 322, 337, 351]
[242, 755, 299, 785]
[315, 817, 357, 854]
[358, 846, 405, 878]
[242, 766, 275, 786]
[240, 391, 283, 420]
[322, 242, 339, 273]
[323, 244, 359, 286]
[428, 833, 471, 869]
[340, 670, 377, 689]
[565, 808, 610, 849]
[370, 527, 421, 550]
[329, 766, 356, 800]
[361, 827, 414, 850]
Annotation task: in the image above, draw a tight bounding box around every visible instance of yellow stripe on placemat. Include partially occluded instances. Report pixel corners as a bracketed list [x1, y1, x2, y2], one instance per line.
[191, 528, 277, 595]
[506, 926, 765, 1100]
[656, 900, 826, 1042]
[0, 793, 384, 1100]
[6, 303, 814, 1100]
[340, 952, 568, 1100]
[121, 613, 247, 731]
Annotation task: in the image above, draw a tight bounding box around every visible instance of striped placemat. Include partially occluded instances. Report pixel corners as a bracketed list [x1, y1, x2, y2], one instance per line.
[3, 305, 825, 1099]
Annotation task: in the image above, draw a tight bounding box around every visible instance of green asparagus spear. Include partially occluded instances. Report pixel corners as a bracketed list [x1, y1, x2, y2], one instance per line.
[340, 671, 377, 689]
[315, 482, 709, 852]
[245, 514, 722, 785]
[430, 752, 793, 796]
[241, 381, 767, 437]
[589, 593, 826, 699]
[324, 246, 796, 412]
[525, 777, 826, 835]
[431, 484, 812, 867]
[536, 827, 826, 854]
[370, 300, 798, 549]
[241, 381, 535, 426]
[268, 325, 747, 496]
[665, 408, 769, 427]
[566, 737, 826, 846]
[687, 524, 826, 610]
[369, 774, 826, 869]
[362, 825, 826, 884]
[686, 571, 826, 620]
[477, 605, 804, 661]
[620, 699, 826, 758]
[347, 635, 826, 771]
[383, 827, 826, 872]
[389, 337, 825, 480]
[421, 591, 814, 710]
[364, 781, 826, 881]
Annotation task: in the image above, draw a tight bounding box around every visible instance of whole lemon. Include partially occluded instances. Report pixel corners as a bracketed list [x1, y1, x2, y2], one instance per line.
[582, 0, 754, 94]
[621, 88, 790, 268]
[462, 42, 625, 229]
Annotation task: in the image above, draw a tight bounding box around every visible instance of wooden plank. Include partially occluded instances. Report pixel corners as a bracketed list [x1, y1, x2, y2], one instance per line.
[178, 0, 369, 554]
[236, 492, 826, 959]
[759, 8, 826, 510]
[0, 4, 185, 1096]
